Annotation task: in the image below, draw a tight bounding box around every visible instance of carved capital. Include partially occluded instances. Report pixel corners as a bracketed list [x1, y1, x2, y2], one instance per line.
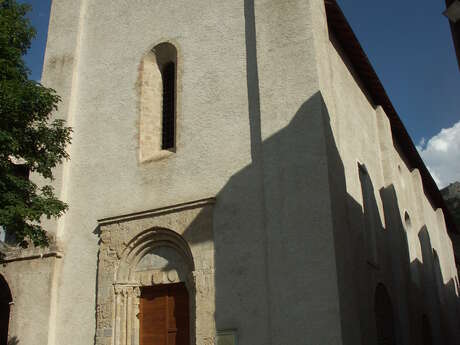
[114, 286, 122, 296]
[133, 286, 141, 298]
[114, 285, 142, 298]
[114, 285, 129, 296]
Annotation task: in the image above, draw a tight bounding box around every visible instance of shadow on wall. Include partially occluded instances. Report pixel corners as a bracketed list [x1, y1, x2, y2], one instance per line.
[172, 90, 460, 345]
[176, 31, 460, 345]
[184, 3, 460, 340]
[340, 155, 460, 345]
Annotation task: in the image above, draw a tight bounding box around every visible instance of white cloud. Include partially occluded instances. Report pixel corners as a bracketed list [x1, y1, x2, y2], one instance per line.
[417, 121, 460, 189]
[418, 137, 426, 148]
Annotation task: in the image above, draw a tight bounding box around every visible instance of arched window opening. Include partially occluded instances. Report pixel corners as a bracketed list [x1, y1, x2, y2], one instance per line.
[139, 42, 177, 162]
[160, 62, 175, 150]
[422, 314, 432, 345]
[0, 275, 12, 345]
[374, 283, 396, 345]
[153, 43, 177, 151]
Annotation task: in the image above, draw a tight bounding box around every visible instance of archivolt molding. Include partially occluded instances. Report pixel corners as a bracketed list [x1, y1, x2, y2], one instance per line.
[116, 227, 195, 284]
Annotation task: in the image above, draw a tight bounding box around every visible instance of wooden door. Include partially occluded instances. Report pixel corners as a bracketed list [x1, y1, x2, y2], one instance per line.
[140, 283, 189, 345]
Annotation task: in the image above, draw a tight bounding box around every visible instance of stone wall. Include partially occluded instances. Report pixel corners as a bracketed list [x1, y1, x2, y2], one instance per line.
[0, 246, 61, 345]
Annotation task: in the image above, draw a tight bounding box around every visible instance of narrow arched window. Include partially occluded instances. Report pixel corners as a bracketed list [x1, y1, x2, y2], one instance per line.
[161, 61, 176, 150]
[161, 62, 176, 150]
[154, 43, 177, 151]
[139, 42, 177, 162]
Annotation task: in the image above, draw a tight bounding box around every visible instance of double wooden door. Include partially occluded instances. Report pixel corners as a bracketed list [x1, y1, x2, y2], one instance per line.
[139, 283, 189, 345]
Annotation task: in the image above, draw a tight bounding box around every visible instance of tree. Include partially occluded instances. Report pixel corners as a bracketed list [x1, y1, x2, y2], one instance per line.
[0, 0, 71, 247]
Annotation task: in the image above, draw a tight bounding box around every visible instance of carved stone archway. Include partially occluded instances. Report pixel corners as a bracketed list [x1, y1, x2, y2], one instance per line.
[95, 198, 215, 345]
[113, 228, 195, 345]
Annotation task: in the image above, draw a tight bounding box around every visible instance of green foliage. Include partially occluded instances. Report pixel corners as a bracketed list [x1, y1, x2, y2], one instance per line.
[0, 0, 71, 247]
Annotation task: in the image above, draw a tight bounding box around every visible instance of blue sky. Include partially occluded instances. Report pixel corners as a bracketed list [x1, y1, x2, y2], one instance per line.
[337, 0, 460, 145]
[21, 0, 460, 187]
[336, 0, 460, 188]
[21, 0, 51, 82]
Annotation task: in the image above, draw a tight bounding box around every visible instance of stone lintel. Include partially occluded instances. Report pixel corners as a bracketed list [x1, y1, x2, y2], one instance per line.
[97, 197, 216, 227]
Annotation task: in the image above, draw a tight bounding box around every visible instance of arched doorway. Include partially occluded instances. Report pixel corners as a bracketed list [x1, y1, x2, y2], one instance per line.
[95, 227, 205, 345]
[0, 275, 12, 345]
[374, 283, 396, 345]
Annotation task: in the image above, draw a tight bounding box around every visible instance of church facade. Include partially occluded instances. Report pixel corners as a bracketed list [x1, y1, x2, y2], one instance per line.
[1, 0, 459, 345]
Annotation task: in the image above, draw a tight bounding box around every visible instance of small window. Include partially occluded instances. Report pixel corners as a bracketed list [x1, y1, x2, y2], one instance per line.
[161, 61, 175, 150]
[154, 43, 177, 151]
[139, 42, 177, 162]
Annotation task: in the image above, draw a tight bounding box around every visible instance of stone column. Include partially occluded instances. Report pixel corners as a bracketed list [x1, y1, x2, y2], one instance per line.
[113, 286, 126, 345]
[113, 285, 141, 345]
[131, 287, 141, 345]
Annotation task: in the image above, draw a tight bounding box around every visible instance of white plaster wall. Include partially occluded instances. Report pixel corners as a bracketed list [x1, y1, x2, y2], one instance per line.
[309, 0, 460, 343]
[41, 0, 348, 345]
[37, 1, 460, 345]
[43, 1, 252, 344]
[252, 0, 344, 343]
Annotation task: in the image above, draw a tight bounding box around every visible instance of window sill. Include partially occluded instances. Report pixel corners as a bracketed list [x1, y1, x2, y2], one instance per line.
[140, 149, 175, 163]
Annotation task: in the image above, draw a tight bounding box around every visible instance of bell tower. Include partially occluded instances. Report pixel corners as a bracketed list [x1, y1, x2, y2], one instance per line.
[40, 1, 345, 345]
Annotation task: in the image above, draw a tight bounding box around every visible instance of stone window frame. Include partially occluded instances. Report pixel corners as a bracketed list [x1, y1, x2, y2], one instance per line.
[95, 198, 216, 345]
[139, 41, 179, 163]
